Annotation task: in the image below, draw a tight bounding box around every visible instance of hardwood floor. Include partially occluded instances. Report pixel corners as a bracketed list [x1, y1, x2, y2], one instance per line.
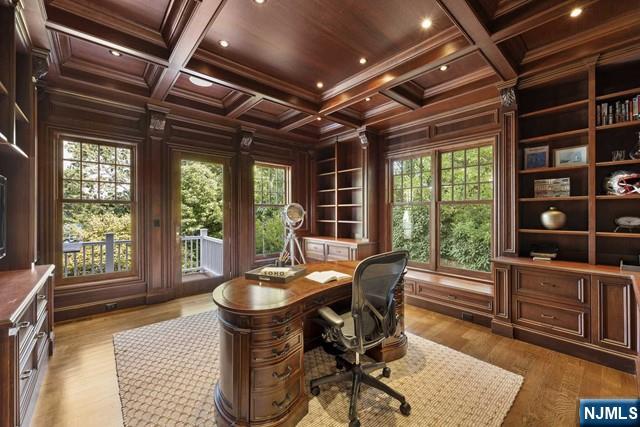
[32, 294, 636, 427]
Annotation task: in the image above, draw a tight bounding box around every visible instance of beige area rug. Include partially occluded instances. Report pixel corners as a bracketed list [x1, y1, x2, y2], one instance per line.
[113, 311, 523, 427]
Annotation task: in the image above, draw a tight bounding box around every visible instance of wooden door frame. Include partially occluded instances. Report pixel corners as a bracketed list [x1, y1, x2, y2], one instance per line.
[169, 149, 232, 297]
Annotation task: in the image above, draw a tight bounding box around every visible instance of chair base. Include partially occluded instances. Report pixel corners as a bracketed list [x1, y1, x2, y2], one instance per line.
[310, 355, 411, 425]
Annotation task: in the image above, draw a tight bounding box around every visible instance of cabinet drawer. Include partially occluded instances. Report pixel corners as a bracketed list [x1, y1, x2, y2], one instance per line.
[514, 267, 589, 306]
[251, 332, 302, 365]
[305, 241, 325, 254]
[302, 286, 351, 312]
[416, 282, 493, 314]
[327, 244, 349, 260]
[251, 307, 301, 328]
[251, 349, 303, 391]
[403, 280, 416, 296]
[15, 302, 36, 356]
[514, 297, 589, 341]
[251, 319, 301, 346]
[251, 378, 301, 421]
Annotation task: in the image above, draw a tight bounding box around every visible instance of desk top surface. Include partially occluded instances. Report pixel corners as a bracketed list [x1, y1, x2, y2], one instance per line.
[212, 261, 357, 313]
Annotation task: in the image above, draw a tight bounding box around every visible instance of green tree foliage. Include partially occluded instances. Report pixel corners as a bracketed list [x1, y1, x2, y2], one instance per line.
[63, 203, 131, 242]
[180, 160, 224, 238]
[255, 207, 284, 256]
[440, 204, 491, 272]
[391, 206, 429, 262]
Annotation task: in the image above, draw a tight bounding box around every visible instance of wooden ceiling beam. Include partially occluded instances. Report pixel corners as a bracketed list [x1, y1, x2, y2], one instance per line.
[326, 111, 362, 129]
[279, 114, 316, 132]
[319, 36, 475, 114]
[44, 5, 170, 66]
[380, 85, 422, 110]
[225, 95, 262, 119]
[490, 0, 600, 44]
[185, 57, 319, 114]
[436, 0, 518, 81]
[150, 0, 226, 100]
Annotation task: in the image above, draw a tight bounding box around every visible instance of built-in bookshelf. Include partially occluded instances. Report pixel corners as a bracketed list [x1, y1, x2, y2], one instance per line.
[516, 59, 640, 266]
[313, 138, 370, 240]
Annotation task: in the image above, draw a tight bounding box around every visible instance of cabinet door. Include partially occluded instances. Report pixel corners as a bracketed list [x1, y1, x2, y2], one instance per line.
[591, 275, 636, 353]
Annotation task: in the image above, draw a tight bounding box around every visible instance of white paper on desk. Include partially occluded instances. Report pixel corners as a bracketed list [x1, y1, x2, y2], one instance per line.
[306, 270, 351, 284]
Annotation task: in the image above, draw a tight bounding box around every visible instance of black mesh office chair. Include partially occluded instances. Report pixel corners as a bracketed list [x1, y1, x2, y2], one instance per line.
[309, 250, 411, 427]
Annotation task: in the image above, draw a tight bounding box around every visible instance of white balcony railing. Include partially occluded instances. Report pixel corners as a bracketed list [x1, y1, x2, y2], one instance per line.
[62, 229, 223, 278]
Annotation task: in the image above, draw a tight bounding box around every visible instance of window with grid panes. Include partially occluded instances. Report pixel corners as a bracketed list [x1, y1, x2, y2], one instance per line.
[390, 155, 432, 263]
[254, 164, 289, 257]
[60, 139, 134, 278]
[439, 145, 493, 273]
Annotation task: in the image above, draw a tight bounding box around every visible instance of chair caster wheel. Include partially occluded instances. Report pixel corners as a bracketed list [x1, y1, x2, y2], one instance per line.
[382, 367, 391, 378]
[311, 386, 320, 396]
[400, 402, 412, 416]
[349, 419, 360, 427]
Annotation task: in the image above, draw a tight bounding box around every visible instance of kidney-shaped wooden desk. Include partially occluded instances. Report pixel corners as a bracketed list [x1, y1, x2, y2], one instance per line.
[212, 261, 408, 427]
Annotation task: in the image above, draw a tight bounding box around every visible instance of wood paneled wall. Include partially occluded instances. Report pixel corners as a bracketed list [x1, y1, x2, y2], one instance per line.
[38, 90, 311, 321]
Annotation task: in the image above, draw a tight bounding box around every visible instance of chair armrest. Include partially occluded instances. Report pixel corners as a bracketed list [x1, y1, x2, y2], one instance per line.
[318, 306, 344, 328]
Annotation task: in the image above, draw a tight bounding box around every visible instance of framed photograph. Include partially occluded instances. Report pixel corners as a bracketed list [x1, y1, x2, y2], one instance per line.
[534, 177, 571, 198]
[554, 145, 588, 166]
[524, 146, 549, 169]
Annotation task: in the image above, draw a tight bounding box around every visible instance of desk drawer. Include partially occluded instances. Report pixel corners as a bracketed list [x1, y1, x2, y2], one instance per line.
[252, 349, 302, 391]
[305, 241, 325, 259]
[251, 319, 301, 346]
[15, 302, 36, 356]
[251, 378, 301, 421]
[327, 244, 349, 260]
[514, 297, 589, 341]
[303, 287, 351, 312]
[251, 307, 301, 328]
[251, 332, 302, 365]
[514, 267, 589, 306]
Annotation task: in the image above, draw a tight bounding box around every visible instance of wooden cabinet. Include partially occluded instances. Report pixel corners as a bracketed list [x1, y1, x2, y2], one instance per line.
[493, 257, 638, 373]
[592, 275, 636, 354]
[302, 236, 376, 262]
[0, 265, 55, 427]
[404, 269, 494, 327]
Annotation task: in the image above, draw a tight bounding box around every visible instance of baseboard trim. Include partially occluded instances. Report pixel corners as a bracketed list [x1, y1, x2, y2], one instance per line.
[514, 325, 636, 373]
[406, 295, 493, 327]
[491, 319, 514, 338]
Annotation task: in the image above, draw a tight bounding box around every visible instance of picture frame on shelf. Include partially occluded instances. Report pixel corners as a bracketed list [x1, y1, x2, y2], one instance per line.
[534, 177, 571, 198]
[554, 145, 588, 166]
[523, 146, 549, 169]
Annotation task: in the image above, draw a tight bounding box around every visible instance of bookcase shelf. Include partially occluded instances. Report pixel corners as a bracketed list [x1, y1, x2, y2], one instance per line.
[516, 60, 640, 266]
[519, 128, 588, 144]
[0, 80, 7, 96]
[518, 99, 588, 119]
[14, 102, 28, 123]
[519, 164, 588, 174]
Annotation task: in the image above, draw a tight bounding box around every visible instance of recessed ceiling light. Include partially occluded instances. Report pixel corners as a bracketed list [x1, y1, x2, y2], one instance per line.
[421, 18, 432, 29]
[365, 97, 371, 102]
[359, 57, 367, 65]
[316, 116, 322, 121]
[219, 40, 229, 48]
[439, 65, 448, 71]
[189, 76, 213, 87]
[570, 7, 582, 17]
[316, 81, 324, 89]
[254, 0, 265, 3]
[109, 49, 122, 57]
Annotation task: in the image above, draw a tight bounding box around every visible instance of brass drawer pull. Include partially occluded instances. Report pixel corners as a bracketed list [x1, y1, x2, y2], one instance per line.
[539, 282, 557, 288]
[312, 296, 327, 305]
[17, 321, 30, 329]
[20, 370, 33, 380]
[272, 344, 290, 358]
[37, 294, 46, 300]
[36, 332, 47, 339]
[272, 313, 293, 326]
[447, 295, 457, 300]
[272, 365, 292, 380]
[272, 393, 291, 409]
[272, 327, 291, 340]
[540, 313, 556, 320]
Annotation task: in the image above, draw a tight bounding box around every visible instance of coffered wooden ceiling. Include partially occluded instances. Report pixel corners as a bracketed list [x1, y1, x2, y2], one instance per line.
[22, 0, 640, 142]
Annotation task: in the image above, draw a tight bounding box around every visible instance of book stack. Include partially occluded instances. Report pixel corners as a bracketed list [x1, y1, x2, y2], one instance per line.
[597, 95, 640, 126]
